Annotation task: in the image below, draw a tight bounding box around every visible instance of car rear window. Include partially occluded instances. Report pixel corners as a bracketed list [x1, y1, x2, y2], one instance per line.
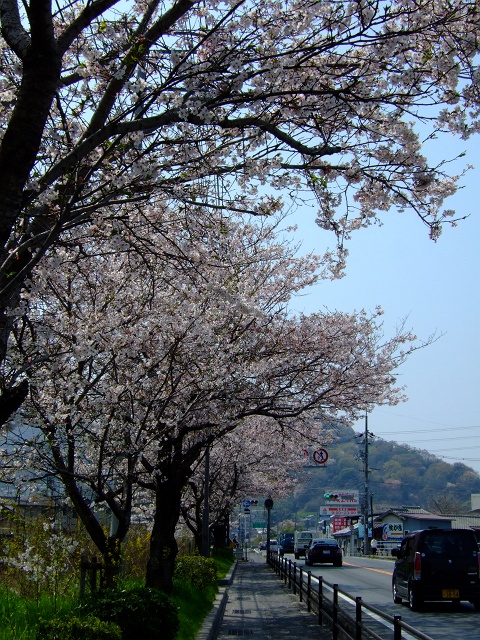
[419, 531, 478, 559]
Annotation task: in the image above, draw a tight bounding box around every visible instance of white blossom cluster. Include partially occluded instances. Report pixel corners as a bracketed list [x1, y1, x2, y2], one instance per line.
[0, 0, 478, 582]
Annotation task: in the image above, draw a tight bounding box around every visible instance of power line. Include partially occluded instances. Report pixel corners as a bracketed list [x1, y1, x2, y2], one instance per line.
[375, 425, 480, 436]
[374, 407, 479, 428]
[386, 435, 480, 443]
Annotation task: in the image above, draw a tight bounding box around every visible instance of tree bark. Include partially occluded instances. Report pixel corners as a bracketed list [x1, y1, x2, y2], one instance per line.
[101, 537, 123, 589]
[145, 475, 184, 591]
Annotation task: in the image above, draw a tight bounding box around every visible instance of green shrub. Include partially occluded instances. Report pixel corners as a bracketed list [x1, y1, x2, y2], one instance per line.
[174, 555, 217, 589]
[37, 615, 122, 640]
[80, 586, 179, 640]
[212, 547, 235, 562]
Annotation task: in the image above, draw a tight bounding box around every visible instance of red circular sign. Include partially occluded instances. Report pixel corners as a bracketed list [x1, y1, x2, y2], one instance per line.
[313, 448, 328, 464]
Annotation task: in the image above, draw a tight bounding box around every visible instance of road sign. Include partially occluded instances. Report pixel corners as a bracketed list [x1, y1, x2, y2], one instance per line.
[313, 448, 328, 464]
[243, 499, 251, 509]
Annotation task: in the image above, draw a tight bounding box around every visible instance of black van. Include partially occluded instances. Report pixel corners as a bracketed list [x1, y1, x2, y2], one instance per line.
[392, 529, 480, 611]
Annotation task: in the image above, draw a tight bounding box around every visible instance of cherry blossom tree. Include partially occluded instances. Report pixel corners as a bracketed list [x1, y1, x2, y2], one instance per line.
[180, 417, 319, 550]
[0, 205, 423, 589]
[0, 0, 479, 424]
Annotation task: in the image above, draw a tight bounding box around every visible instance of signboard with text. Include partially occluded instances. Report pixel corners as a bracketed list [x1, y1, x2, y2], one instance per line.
[323, 490, 359, 505]
[331, 517, 348, 533]
[382, 522, 404, 540]
[320, 505, 359, 516]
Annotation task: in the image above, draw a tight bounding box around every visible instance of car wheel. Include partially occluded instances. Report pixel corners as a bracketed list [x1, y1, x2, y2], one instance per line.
[408, 586, 423, 611]
[392, 580, 402, 604]
[471, 600, 480, 612]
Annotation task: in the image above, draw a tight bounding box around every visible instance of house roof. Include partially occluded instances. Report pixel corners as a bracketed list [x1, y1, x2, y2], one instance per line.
[444, 514, 480, 530]
[377, 507, 451, 522]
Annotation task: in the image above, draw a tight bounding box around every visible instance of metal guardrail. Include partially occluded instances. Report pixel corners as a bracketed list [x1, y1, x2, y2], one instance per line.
[268, 552, 435, 640]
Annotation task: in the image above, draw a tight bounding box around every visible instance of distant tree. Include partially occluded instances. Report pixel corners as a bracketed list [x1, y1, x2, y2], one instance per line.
[428, 492, 468, 515]
[180, 418, 309, 550]
[0, 0, 479, 425]
[280, 426, 480, 514]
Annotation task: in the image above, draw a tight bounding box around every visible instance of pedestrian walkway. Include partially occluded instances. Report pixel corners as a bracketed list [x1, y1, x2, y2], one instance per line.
[215, 553, 333, 640]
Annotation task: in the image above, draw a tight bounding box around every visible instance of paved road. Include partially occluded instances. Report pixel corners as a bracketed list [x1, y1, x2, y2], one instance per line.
[289, 554, 480, 640]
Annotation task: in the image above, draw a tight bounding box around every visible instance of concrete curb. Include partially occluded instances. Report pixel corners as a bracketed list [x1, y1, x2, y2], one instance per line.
[195, 561, 238, 640]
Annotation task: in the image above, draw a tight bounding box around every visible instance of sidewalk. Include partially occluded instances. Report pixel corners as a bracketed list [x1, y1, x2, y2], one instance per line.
[212, 552, 333, 640]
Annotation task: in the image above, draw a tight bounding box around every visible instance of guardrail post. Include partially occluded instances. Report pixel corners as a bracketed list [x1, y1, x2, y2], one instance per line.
[299, 566, 303, 602]
[318, 576, 323, 626]
[283, 557, 287, 584]
[355, 596, 362, 640]
[293, 562, 297, 595]
[288, 559, 292, 589]
[333, 584, 339, 640]
[307, 571, 312, 612]
[393, 615, 402, 640]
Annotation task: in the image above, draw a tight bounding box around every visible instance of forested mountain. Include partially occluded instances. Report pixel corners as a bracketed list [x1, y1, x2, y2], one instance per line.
[275, 424, 480, 523]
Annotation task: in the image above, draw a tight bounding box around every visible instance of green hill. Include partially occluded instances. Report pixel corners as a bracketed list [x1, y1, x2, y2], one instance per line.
[275, 424, 480, 525]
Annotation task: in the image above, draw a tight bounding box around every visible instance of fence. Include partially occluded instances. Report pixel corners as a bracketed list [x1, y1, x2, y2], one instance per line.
[268, 552, 435, 640]
[79, 555, 103, 597]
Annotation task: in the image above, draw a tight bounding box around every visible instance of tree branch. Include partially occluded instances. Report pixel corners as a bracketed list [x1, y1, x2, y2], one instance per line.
[0, 0, 30, 58]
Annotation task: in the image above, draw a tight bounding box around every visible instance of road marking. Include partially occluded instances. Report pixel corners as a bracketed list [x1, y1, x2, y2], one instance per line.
[343, 561, 392, 576]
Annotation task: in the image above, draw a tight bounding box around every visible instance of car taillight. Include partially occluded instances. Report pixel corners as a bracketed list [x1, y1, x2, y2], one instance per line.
[414, 551, 421, 579]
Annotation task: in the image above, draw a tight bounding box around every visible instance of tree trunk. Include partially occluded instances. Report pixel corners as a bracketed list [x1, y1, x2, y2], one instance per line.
[101, 537, 123, 589]
[145, 476, 183, 591]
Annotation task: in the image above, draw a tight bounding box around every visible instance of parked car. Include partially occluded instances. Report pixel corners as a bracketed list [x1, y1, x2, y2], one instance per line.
[258, 541, 267, 550]
[392, 528, 480, 611]
[278, 534, 295, 556]
[305, 539, 342, 567]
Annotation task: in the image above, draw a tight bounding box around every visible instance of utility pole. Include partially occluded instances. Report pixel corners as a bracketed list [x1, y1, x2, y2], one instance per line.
[363, 412, 370, 555]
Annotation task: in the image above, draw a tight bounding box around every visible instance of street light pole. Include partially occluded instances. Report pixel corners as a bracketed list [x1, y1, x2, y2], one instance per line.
[264, 498, 273, 563]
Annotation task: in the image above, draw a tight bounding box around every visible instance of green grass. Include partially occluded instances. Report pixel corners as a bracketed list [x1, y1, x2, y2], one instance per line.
[171, 580, 218, 640]
[0, 550, 234, 640]
[172, 549, 235, 640]
[0, 588, 77, 640]
[212, 548, 235, 580]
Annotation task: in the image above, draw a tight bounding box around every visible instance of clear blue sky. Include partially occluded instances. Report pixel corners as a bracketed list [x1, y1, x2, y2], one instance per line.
[292, 134, 480, 476]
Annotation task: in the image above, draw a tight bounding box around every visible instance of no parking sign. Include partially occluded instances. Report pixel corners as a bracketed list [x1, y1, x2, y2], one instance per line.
[313, 448, 328, 464]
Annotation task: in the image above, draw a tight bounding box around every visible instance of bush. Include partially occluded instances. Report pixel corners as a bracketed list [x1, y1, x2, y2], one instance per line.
[174, 555, 217, 589]
[37, 615, 122, 640]
[212, 547, 235, 562]
[80, 586, 179, 640]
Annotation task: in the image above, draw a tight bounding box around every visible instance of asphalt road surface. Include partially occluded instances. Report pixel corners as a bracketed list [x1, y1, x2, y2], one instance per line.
[286, 554, 480, 640]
